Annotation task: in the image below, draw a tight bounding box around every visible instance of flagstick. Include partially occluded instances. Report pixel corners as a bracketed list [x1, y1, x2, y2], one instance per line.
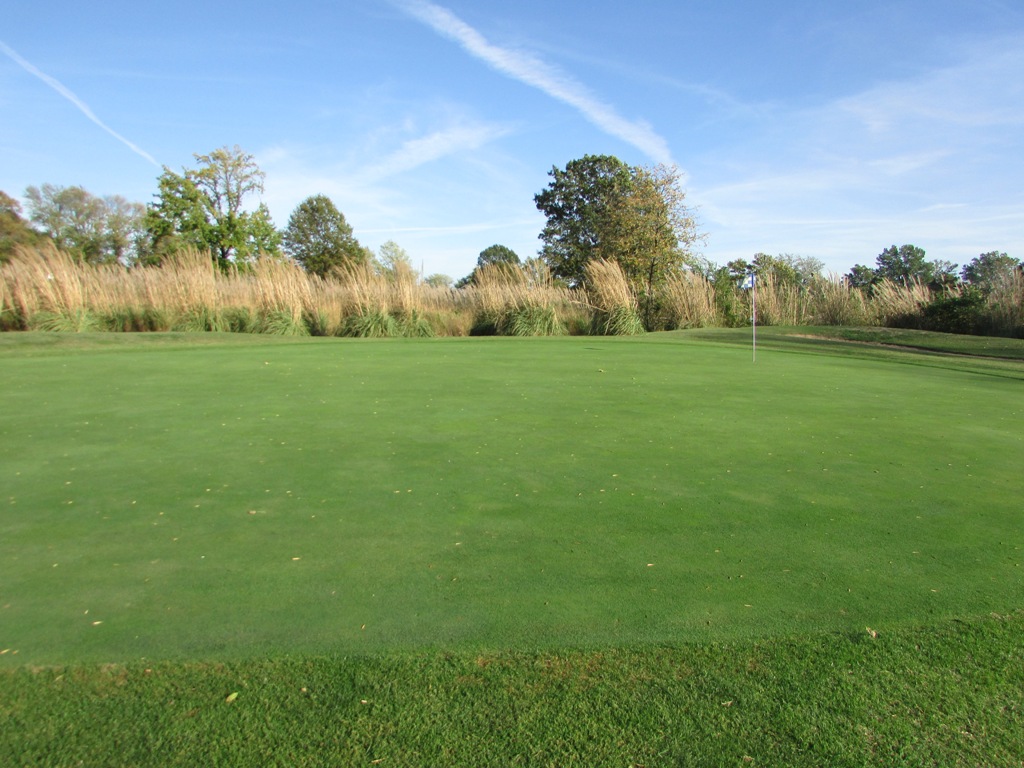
[751, 273, 757, 363]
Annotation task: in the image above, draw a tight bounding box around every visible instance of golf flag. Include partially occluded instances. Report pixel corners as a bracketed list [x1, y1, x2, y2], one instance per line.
[742, 271, 757, 362]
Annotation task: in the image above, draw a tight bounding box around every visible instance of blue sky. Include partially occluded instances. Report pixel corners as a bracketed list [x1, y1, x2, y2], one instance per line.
[2, 1, 1022, 279]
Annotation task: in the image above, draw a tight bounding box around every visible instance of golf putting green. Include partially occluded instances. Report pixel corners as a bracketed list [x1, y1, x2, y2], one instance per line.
[1, 331, 1021, 664]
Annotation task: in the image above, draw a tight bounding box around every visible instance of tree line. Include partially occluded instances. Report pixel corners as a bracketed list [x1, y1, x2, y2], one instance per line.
[2, 146, 1020, 328]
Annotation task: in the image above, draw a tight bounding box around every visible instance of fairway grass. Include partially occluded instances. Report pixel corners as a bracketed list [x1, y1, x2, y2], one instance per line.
[1, 330, 1022, 764]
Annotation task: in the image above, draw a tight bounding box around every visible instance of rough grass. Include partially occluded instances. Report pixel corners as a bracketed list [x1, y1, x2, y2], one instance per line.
[0, 331, 1021, 765]
[3, 613, 1022, 767]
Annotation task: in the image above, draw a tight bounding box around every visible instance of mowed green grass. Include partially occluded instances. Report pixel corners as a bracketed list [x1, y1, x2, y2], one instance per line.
[1, 330, 1021, 664]
[1, 330, 1023, 765]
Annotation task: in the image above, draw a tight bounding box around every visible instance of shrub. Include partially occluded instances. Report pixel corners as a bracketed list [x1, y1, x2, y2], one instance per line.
[30, 308, 100, 332]
[593, 305, 645, 336]
[502, 304, 565, 336]
[399, 310, 436, 338]
[340, 309, 401, 338]
[259, 309, 310, 337]
[923, 288, 986, 335]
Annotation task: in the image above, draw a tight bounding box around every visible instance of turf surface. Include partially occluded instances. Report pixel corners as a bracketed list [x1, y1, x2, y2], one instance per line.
[1, 329, 1021, 664]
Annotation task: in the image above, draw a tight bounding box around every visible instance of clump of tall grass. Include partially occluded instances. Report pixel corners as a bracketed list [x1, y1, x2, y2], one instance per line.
[983, 270, 1024, 337]
[750, 273, 810, 327]
[586, 260, 644, 335]
[5, 244, 1017, 339]
[658, 270, 718, 329]
[868, 279, 932, 328]
[464, 263, 574, 336]
[806, 275, 868, 326]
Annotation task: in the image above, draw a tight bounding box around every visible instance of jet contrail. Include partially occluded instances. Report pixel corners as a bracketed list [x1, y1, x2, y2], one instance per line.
[1, 40, 160, 167]
[397, 1, 674, 165]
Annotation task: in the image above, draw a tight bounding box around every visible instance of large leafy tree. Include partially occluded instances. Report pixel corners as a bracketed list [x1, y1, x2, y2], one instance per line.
[283, 194, 365, 277]
[849, 245, 960, 290]
[961, 251, 1020, 290]
[874, 244, 934, 287]
[534, 154, 633, 287]
[535, 155, 700, 292]
[595, 165, 700, 326]
[146, 145, 280, 267]
[23, 184, 145, 264]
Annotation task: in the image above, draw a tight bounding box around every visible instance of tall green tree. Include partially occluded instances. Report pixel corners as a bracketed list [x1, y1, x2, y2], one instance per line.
[283, 194, 365, 277]
[535, 155, 701, 292]
[146, 145, 280, 267]
[24, 184, 145, 264]
[595, 165, 699, 327]
[534, 154, 633, 287]
[874, 244, 933, 287]
[961, 251, 1020, 290]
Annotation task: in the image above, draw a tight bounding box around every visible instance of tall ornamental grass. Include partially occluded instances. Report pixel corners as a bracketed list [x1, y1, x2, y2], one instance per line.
[2, 246, 1021, 337]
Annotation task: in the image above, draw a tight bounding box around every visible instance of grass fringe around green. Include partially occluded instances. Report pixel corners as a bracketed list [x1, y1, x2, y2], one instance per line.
[2, 613, 1021, 767]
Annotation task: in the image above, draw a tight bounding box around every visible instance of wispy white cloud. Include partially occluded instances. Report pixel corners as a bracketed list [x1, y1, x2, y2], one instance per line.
[838, 45, 1024, 133]
[693, 36, 1024, 271]
[395, 0, 674, 165]
[359, 120, 514, 181]
[0, 40, 160, 167]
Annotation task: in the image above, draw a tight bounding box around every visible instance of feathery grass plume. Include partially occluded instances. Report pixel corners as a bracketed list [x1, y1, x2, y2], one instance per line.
[466, 263, 530, 335]
[468, 261, 578, 336]
[807, 275, 868, 326]
[388, 258, 421, 318]
[658, 270, 718, 329]
[337, 261, 390, 316]
[249, 256, 316, 331]
[749, 272, 808, 327]
[984, 270, 1024, 337]
[869, 279, 931, 328]
[586, 259, 644, 335]
[8, 243, 88, 317]
[0, 258, 21, 329]
[152, 248, 223, 327]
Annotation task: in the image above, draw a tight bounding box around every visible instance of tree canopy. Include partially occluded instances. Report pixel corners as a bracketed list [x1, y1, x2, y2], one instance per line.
[534, 154, 634, 287]
[534, 155, 700, 291]
[0, 191, 45, 261]
[846, 245, 960, 290]
[477, 244, 521, 270]
[23, 184, 145, 264]
[283, 194, 365, 277]
[961, 251, 1020, 289]
[145, 146, 280, 266]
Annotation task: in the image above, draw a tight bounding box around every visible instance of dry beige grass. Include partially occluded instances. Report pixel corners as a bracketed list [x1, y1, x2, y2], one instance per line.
[2, 246, 1021, 338]
[869, 279, 933, 327]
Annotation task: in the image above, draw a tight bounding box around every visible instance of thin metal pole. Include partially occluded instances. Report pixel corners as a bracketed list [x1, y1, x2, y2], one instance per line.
[751, 274, 757, 363]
